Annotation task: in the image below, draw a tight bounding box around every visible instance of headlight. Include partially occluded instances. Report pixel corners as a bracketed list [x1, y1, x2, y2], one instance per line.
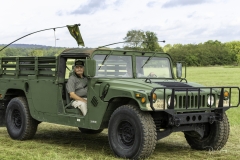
[167, 96, 176, 107]
[207, 95, 215, 106]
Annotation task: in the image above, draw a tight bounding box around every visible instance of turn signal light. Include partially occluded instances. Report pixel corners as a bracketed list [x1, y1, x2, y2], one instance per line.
[224, 91, 229, 100]
[141, 97, 146, 103]
[152, 93, 157, 102]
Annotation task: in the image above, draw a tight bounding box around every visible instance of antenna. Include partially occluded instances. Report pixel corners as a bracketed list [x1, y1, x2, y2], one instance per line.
[97, 40, 165, 49]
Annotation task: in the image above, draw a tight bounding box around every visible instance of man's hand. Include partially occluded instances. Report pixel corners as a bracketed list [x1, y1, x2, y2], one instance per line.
[69, 92, 87, 103]
[148, 72, 157, 77]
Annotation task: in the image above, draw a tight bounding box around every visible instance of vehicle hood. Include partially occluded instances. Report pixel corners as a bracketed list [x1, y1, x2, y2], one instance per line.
[98, 78, 205, 93]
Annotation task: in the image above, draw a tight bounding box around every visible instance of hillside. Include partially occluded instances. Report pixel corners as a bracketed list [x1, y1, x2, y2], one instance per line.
[0, 44, 53, 49]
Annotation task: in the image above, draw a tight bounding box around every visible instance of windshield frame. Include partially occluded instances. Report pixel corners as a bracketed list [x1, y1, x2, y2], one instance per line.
[90, 50, 175, 79]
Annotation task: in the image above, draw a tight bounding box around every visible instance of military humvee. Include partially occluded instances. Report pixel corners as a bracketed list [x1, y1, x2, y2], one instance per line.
[0, 48, 239, 159]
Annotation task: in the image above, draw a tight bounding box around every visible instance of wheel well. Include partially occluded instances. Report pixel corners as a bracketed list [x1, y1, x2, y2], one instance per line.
[2, 89, 26, 109]
[4, 89, 26, 101]
[151, 111, 169, 131]
[100, 97, 139, 128]
[0, 89, 26, 127]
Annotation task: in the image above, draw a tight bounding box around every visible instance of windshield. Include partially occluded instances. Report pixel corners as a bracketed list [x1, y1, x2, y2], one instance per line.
[136, 56, 172, 78]
[93, 55, 133, 78]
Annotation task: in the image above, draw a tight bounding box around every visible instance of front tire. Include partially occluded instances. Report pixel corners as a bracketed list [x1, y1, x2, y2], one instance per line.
[184, 112, 229, 150]
[108, 105, 157, 159]
[5, 97, 38, 140]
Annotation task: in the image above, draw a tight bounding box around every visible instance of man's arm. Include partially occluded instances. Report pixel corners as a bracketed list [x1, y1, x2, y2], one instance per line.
[69, 92, 87, 103]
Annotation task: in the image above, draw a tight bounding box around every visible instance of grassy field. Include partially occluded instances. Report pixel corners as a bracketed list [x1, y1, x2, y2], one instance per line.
[0, 66, 240, 160]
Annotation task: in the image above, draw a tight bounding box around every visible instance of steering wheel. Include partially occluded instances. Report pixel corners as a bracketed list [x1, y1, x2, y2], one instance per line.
[148, 72, 157, 77]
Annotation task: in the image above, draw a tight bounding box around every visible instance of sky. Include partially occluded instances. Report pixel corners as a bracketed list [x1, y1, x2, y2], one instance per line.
[0, 0, 239, 48]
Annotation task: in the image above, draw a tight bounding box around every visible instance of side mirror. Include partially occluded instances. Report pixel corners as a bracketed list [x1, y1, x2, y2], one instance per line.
[84, 59, 96, 77]
[176, 62, 182, 78]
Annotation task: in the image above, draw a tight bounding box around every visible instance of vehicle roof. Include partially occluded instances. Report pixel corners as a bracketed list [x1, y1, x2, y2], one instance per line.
[61, 48, 97, 55]
[59, 47, 169, 58]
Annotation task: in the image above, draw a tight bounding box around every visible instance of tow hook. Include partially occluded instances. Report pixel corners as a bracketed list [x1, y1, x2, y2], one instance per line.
[169, 117, 181, 127]
[174, 117, 181, 127]
[208, 115, 215, 124]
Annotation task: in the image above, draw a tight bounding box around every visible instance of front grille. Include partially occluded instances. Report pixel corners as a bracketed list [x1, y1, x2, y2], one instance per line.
[178, 95, 206, 108]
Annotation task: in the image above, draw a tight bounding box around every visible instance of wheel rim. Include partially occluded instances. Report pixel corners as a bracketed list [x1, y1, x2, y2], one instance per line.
[117, 121, 135, 147]
[12, 109, 22, 128]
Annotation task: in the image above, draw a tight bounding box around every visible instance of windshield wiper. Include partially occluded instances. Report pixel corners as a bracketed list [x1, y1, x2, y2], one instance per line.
[98, 50, 113, 70]
[141, 52, 157, 68]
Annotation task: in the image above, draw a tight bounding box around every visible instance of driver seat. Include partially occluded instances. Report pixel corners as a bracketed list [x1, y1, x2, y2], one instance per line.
[64, 85, 82, 115]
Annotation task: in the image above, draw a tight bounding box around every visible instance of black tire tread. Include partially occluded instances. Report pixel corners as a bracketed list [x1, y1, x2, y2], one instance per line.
[216, 113, 229, 150]
[6, 97, 38, 140]
[185, 113, 229, 150]
[109, 105, 157, 159]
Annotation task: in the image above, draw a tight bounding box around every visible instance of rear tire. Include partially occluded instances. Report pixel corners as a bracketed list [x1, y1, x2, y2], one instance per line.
[108, 105, 157, 159]
[184, 113, 229, 150]
[78, 127, 103, 134]
[5, 97, 38, 140]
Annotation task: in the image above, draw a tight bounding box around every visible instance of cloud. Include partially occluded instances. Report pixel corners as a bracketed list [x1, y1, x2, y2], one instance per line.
[114, 0, 123, 6]
[188, 28, 207, 36]
[187, 11, 196, 18]
[162, 0, 210, 8]
[211, 26, 240, 38]
[56, 10, 64, 16]
[71, 0, 107, 15]
[147, 1, 157, 7]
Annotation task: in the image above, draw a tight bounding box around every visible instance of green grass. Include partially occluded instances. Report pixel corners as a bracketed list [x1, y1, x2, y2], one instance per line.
[0, 66, 240, 160]
[185, 66, 240, 126]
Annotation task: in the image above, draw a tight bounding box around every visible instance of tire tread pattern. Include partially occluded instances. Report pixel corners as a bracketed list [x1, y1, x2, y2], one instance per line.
[6, 97, 38, 140]
[109, 105, 157, 159]
[185, 113, 229, 151]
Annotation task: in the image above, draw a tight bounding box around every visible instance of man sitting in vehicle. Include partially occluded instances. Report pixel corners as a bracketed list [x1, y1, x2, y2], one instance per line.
[66, 60, 88, 116]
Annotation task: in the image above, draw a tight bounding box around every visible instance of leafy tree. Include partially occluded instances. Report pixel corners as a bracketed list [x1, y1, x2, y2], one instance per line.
[4, 48, 20, 56]
[123, 30, 163, 51]
[123, 30, 145, 49]
[168, 41, 237, 66]
[28, 50, 43, 57]
[142, 31, 163, 52]
[225, 41, 240, 65]
[163, 44, 172, 53]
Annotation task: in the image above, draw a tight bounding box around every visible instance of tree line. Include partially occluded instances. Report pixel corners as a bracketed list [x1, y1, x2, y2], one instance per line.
[123, 30, 240, 66]
[0, 46, 65, 57]
[164, 41, 239, 66]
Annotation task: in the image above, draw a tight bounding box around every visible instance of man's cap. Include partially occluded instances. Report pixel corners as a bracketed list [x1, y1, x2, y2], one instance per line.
[75, 60, 84, 66]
